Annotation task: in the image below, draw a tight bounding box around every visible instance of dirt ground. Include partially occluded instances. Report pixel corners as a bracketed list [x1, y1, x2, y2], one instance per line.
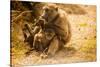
[11, 3, 96, 67]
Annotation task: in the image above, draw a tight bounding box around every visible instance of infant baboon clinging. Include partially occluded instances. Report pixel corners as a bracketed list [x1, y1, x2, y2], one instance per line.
[23, 18, 45, 48]
[33, 28, 55, 51]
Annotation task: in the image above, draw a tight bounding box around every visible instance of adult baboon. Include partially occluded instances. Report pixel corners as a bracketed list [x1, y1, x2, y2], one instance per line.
[40, 4, 71, 57]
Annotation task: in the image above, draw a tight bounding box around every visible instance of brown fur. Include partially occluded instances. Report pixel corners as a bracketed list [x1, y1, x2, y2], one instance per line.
[40, 4, 71, 58]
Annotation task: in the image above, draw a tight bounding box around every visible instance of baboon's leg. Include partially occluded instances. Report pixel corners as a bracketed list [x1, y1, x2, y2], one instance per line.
[33, 34, 44, 51]
[40, 36, 60, 58]
[47, 36, 59, 57]
[26, 35, 34, 48]
[33, 34, 38, 49]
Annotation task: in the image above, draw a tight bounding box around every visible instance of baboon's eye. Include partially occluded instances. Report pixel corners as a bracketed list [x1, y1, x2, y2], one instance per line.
[45, 8, 49, 12]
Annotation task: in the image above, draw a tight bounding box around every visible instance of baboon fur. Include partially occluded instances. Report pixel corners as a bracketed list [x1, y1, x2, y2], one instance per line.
[40, 4, 71, 57]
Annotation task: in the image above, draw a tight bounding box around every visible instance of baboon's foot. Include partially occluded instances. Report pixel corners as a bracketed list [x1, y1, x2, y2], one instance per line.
[40, 48, 48, 59]
[40, 53, 48, 59]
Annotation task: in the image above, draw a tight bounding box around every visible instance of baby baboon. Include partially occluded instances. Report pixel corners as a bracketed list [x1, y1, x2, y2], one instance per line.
[33, 28, 55, 52]
[23, 18, 46, 49]
[22, 23, 40, 48]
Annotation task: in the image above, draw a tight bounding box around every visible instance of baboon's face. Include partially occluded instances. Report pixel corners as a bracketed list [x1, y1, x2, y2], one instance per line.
[42, 5, 58, 22]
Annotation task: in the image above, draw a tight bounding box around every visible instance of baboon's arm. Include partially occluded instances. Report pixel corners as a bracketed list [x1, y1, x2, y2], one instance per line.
[24, 23, 40, 37]
[24, 24, 33, 36]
